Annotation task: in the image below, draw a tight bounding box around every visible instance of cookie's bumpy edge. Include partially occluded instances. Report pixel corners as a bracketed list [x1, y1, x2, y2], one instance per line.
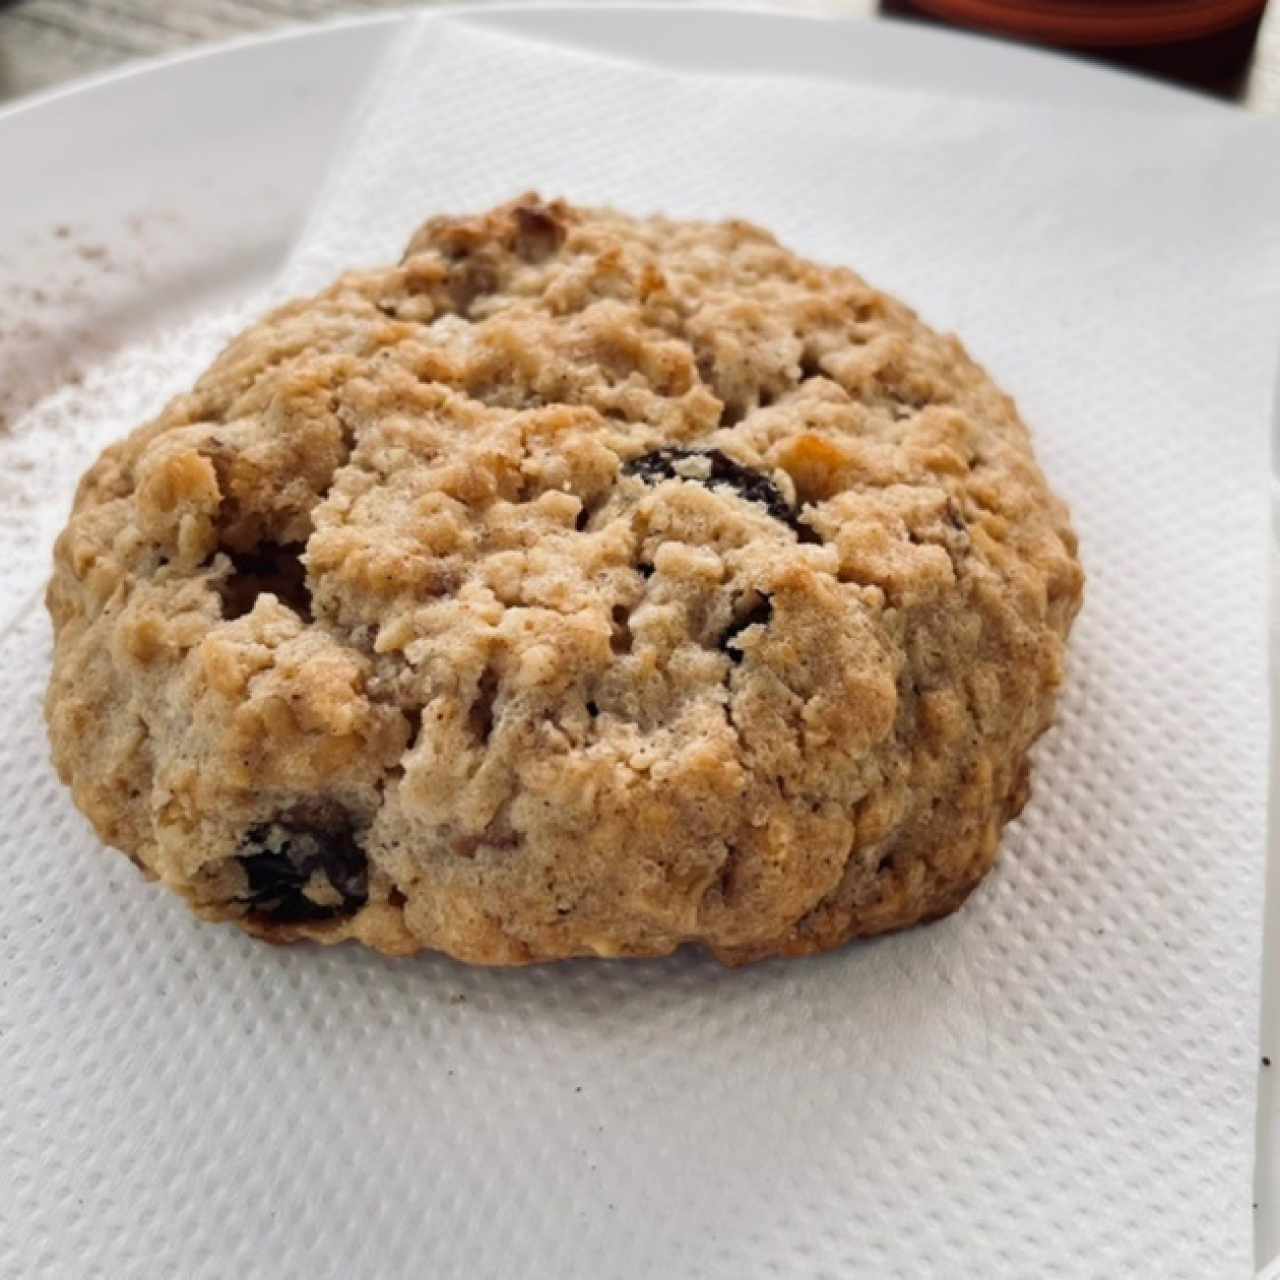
[44, 195, 1084, 966]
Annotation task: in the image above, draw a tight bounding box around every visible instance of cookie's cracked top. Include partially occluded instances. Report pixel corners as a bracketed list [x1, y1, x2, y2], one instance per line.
[45, 196, 1083, 965]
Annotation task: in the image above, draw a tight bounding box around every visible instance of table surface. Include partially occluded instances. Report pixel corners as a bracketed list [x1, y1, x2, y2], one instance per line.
[1, 0, 1278, 111]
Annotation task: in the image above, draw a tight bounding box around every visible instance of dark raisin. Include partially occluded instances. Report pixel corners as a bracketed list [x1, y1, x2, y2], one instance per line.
[216, 543, 310, 621]
[720, 594, 772, 664]
[236, 821, 368, 924]
[623, 448, 820, 544]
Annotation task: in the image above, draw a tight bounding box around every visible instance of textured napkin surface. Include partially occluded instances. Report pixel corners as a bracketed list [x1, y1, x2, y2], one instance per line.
[3, 15, 1279, 1278]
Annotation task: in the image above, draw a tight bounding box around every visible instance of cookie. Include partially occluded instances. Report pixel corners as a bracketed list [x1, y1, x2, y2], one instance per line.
[45, 196, 1084, 965]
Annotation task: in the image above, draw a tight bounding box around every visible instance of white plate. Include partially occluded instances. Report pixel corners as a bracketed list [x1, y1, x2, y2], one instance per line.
[2, 5, 1268, 1273]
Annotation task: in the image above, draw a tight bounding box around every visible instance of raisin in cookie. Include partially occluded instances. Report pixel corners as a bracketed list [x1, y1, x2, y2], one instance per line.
[45, 196, 1083, 965]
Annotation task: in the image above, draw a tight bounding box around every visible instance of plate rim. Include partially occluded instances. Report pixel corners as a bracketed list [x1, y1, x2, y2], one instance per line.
[2, 2, 1262, 1268]
[0, 0, 1230, 131]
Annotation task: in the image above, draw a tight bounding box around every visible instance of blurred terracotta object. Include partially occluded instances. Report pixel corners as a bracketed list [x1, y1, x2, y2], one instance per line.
[884, 0, 1268, 83]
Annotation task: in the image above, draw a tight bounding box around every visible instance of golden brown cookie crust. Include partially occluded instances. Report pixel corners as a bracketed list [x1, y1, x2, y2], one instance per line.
[45, 196, 1083, 965]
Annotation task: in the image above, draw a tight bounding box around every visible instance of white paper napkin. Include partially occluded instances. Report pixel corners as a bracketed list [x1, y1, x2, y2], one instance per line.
[3, 14, 1279, 1279]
